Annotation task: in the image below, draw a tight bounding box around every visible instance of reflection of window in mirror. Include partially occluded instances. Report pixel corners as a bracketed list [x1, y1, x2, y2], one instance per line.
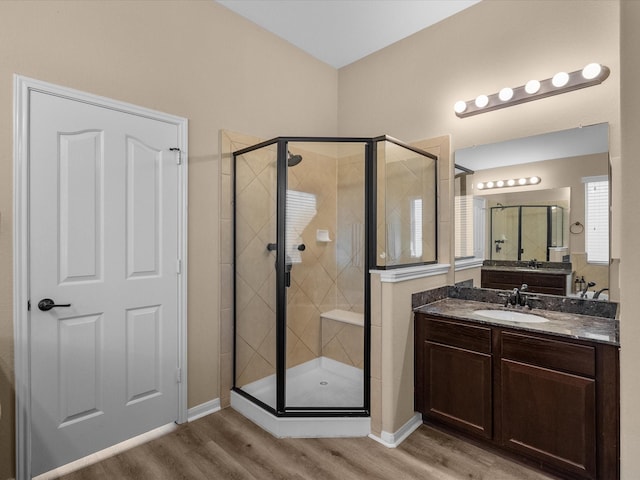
[410, 197, 423, 258]
[583, 176, 609, 264]
[286, 190, 317, 264]
[455, 196, 485, 260]
[455, 196, 472, 258]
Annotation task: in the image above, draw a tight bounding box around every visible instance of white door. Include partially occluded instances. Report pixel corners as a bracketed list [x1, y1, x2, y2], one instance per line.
[28, 90, 183, 476]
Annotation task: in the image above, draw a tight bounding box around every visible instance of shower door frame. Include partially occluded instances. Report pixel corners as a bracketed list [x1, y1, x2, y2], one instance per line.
[232, 136, 376, 418]
[489, 204, 564, 261]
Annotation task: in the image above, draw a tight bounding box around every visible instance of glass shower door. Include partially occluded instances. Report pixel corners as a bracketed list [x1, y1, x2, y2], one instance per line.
[233, 143, 278, 410]
[491, 206, 519, 260]
[521, 206, 548, 260]
[284, 141, 367, 411]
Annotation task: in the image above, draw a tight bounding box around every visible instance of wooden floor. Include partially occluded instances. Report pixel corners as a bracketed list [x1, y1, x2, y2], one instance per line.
[58, 408, 555, 480]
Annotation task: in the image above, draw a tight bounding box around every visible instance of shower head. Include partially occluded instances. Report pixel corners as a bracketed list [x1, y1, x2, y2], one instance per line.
[287, 150, 303, 167]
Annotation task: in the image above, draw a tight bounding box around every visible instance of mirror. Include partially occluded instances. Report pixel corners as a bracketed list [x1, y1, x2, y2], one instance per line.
[454, 123, 610, 297]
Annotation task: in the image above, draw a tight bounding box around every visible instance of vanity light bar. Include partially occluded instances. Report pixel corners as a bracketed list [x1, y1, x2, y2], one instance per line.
[477, 176, 541, 190]
[454, 63, 610, 118]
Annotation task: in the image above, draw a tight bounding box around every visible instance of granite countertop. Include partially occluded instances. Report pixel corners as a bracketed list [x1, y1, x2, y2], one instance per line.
[415, 297, 619, 346]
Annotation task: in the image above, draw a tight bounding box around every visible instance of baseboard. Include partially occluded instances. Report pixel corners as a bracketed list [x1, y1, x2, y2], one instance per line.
[368, 412, 422, 448]
[187, 398, 221, 422]
[33, 422, 178, 480]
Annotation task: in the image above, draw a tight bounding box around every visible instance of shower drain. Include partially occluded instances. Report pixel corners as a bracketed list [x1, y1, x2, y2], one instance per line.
[319, 381, 329, 386]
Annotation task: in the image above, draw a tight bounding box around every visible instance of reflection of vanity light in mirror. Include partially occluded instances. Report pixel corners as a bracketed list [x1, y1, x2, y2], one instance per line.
[454, 63, 610, 118]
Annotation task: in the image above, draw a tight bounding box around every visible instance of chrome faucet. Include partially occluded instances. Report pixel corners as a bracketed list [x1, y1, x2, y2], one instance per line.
[505, 284, 529, 307]
[593, 288, 609, 300]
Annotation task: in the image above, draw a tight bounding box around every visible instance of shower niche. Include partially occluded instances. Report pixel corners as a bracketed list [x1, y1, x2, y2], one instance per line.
[232, 136, 436, 423]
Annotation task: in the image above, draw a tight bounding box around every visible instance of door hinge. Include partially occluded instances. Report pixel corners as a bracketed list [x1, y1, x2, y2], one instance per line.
[170, 147, 182, 165]
[27, 300, 31, 311]
[176, 368, 182, 383]
[177, 259, 182, 274]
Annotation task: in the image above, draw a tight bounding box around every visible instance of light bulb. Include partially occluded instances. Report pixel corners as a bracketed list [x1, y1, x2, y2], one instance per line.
[507, 179, 515, 186]
[486, 181, 494, 188]
[582, 63, 602, 80]
[552, 72, 569, 87]
[475, 95, 489, 108]
[477, 182, 485, 190]
[498, 87, 514, 101]
[530, 176, 540, 184]
[496, 180, 504, 187]
[518, 178, 527, 185]
[454, 100, 467, 114]
[525, 79, 541, 94]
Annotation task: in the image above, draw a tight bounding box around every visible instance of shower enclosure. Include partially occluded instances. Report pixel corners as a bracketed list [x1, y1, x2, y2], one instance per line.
[490, 205, 564, 261]
[232, 136, 437, 420]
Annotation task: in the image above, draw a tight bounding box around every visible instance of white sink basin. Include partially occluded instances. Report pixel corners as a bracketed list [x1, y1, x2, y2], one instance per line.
[474, 309, 549, 323]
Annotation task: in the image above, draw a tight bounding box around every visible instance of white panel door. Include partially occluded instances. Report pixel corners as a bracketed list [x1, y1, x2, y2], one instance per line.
[29, 91, 181, 476]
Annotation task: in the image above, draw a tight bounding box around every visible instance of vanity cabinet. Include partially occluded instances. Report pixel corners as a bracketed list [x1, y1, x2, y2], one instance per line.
[415, 313, 619, 480]
[500, 332, 597, 478]
[414, 317, 492, 439]
[481, 268, 568, 295]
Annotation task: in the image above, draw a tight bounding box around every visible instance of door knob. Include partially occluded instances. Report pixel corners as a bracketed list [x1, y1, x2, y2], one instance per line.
[38, 298, 71, 312]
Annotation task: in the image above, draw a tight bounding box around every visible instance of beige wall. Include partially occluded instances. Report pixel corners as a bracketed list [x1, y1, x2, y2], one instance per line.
[338, 1, 620, 156]
[620, 1, 640, 477]
[0, 2, 338, 478]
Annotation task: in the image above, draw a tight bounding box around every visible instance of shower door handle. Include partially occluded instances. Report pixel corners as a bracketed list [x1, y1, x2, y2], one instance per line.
[285, 262, 293, 287]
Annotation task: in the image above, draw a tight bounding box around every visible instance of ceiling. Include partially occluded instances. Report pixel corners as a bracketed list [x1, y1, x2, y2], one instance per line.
[216, 0, 481, 69]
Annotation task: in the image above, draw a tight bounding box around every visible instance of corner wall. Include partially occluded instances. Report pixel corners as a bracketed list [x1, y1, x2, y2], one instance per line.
[620, 1, 640, 477]
[0, 2, 338, 478]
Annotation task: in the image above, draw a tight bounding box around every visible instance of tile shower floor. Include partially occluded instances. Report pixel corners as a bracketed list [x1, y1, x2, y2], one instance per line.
[242, 356, 364, 408]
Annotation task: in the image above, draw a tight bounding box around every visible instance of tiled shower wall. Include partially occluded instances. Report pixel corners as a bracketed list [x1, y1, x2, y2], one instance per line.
[220, 132, 366, 406]
[336, 154, 365, 315]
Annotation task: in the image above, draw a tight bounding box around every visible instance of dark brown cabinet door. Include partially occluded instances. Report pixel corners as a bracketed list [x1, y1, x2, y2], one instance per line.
[481, 269, 567, 295]
[501, 359, 597, 479]
[423, 341, 492, 439]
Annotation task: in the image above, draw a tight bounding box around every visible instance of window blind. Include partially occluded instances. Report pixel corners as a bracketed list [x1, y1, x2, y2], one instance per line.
[286, 190, 317, 264]
[410, 198, 423, 258]
[455, 196, 474, 258]
[583, 176, 609, 264]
